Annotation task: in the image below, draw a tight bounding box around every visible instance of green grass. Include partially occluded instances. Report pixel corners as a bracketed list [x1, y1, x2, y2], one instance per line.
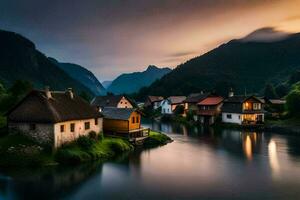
[0, 131, 171, 167]
[55, 136, 134, 164]
[143, 131, 172, 148]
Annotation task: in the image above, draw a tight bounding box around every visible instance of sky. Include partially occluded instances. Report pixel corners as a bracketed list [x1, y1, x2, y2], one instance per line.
[1, 0, 300, 81]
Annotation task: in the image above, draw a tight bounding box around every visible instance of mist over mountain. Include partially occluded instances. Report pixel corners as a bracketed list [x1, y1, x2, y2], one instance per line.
[107, 65, 171, 94]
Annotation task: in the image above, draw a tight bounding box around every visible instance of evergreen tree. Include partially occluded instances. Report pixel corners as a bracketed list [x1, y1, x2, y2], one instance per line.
[264, 83, 278, 99]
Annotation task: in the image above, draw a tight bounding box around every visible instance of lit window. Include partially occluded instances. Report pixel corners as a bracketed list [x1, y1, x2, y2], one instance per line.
[70, 123, 75, 132]
[253, 103, 261, 110]
[60, 125, 65, 132]
[85, 122, 90, 130]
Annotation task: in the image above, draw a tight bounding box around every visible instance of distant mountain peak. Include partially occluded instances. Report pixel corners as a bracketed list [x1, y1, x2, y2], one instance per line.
[240, 27, 292, 42]
[146, 65, 159, 71]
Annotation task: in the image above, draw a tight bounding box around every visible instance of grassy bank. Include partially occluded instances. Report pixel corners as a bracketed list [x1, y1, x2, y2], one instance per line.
[0, 131, 171, 167]
[144, 131, 172, 148]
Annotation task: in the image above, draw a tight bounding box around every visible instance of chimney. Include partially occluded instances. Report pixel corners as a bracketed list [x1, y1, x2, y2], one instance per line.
[228, 88, 234, 97]
[45, 86, 52, 99]
[67, 88, 74, 99]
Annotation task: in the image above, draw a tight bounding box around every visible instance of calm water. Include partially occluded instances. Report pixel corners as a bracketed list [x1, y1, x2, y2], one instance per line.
[1, 121, 300, 200]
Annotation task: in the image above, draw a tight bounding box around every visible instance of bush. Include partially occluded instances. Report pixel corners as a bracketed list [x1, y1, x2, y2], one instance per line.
[286, 82, 300, 117]
[106, 139, 133, 153]
[174, 105, 184, 115]
[88, 131, 97, 140]
[77, 136, 94, 150]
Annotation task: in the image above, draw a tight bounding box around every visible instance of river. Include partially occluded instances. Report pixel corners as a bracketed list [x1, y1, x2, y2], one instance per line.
[1, 121, 300, 200]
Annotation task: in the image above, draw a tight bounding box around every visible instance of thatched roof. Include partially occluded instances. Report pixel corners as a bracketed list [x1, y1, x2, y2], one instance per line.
[7, 90, 102, 123]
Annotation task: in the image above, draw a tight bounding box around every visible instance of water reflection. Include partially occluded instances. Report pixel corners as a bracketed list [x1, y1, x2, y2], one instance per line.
[2, 121, 300, 199]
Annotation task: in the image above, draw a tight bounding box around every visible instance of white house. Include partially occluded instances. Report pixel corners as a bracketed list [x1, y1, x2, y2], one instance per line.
[7, 88, 103, 148]
[144, 96, 164, 110]
[161, 96, 186, 114]
[221, 94, 264, 125]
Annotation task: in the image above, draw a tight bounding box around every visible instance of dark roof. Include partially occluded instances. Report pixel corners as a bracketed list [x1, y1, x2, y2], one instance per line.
[222, 95, 264, 113]
[167, 96, 186, 104]
[102, 107, 138, 120]
[7, 90, 102, 123]
[268, 99, 286, 105]
[184, 93, 210, 103]
[223, 95, 263, 103]
[91, 95, 132, 108]
[148, 96, 164, 103]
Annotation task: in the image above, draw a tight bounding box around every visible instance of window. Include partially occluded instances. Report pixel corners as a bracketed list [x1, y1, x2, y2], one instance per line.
[253, 103, 261, 110]
[29, 124, 36, 131]
[120, 101, 123, 104]
[60, 125, 65, 132]
[227, 114, 232, 119]
[70, 123, 75, 132]
[125, 102, 127, 104]
[136, 116, 139, 123]
[132, 116, 135, 123]
[85, 122, 90, 130]
[95, 118, 98, 125]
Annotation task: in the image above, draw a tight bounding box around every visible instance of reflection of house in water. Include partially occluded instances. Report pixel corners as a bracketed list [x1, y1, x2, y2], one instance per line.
[218, 130, 263, 160]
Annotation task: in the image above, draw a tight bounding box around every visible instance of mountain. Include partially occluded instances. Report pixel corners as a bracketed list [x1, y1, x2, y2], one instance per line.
[102, 81, 112, 89]
[0, 29, 94, 96]
[107, 65, 171, 94]
[49, 58, 106, 95]
[138, 28, 300, 97]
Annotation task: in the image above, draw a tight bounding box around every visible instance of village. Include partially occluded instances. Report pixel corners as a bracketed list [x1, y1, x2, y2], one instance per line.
[2, 85, 286, 152]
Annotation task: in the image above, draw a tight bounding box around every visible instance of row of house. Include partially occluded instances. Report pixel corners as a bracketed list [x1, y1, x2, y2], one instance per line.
[6, 89, 147, 149]
[144, 90, 284, 126]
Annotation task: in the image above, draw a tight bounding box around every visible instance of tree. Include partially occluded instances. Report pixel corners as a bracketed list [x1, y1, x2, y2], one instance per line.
[286, 82, 300, 117]
[173, 105, 184, 115]
[264, 83, 278, 99]
[8, 80, 33, 97]
[79, 91, 91, 102]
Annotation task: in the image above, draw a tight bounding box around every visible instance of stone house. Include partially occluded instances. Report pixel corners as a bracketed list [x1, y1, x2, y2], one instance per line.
[91, 95, 134, 112]
[7, 88, 103, 148]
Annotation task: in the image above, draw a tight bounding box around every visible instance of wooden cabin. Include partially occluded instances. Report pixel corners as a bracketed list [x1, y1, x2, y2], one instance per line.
[102, 107, 149, 142]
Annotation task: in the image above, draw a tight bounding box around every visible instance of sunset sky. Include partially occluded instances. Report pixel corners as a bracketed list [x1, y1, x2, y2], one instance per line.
[1, 0, 300, 81]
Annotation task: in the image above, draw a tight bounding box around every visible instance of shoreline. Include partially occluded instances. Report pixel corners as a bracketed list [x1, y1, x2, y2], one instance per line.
[0, 131, 172, 168]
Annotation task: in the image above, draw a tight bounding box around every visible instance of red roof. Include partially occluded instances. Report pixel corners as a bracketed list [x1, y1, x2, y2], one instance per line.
[198, 96, 223, 106]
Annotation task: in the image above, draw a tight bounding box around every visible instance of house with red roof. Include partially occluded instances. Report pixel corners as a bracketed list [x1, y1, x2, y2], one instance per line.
[197, 96, 224, 125]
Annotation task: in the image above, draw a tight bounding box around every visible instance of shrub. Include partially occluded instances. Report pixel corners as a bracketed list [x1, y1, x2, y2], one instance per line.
[88, 131, 97, 140]
[77, 136, 94, 150]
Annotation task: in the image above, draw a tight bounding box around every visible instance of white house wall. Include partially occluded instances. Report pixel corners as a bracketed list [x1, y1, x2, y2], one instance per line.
[54, 118, 103, 148]
[222, 113, 242, 124]
[161, 100, 172, 114]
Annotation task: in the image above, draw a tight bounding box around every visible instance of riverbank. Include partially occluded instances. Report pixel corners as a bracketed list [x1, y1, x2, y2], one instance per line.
[0, 131, 171, 167]
[264, 118, 300, 134]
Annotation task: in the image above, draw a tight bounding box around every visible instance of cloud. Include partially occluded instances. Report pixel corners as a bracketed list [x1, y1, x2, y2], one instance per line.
[167, 51, 197, 58]
[240, 27, 292, 42]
